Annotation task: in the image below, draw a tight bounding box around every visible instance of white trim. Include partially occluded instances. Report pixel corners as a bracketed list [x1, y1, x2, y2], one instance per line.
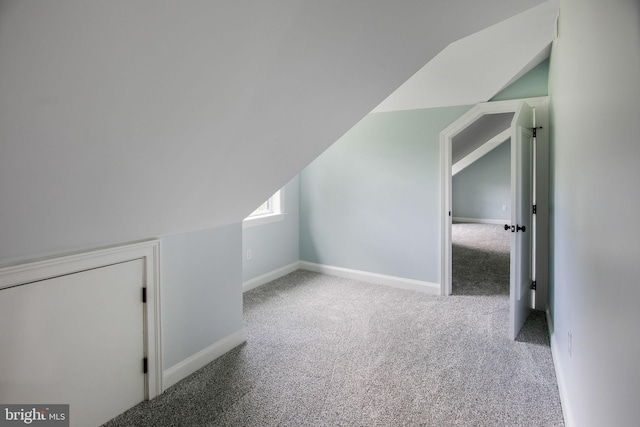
[0, 240, 163, 399]
[243, 261, 300, 292]
[0, 240, 156, 290]
[243, 187, 285, 228]
[440, 120, 453, 296]
[146, 241, 163, 399]
[242, 212, 285, 229]
[162, 329, 247, 390]
[452, 128, 511, 176]
[299, 261, 440, 295]
[453, 217, 509, 225]
[547, 309, 573, 427]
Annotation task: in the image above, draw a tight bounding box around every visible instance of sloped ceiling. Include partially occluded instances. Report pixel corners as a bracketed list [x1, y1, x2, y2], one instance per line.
[0, 0, 543, 262]
[452, 113, 514, 164]
[373, 0, 558, 112]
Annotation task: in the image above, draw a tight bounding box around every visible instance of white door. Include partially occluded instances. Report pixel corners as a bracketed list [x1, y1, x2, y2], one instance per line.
[509, 102, 534, 339]
[0, 260, 146, 427]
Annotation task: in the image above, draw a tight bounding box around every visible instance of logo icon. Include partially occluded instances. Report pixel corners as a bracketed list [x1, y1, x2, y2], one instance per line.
[1, 405, 69, 426]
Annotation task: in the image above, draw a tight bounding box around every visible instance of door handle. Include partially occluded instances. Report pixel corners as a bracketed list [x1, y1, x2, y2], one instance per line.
[504, 224, 526, 232]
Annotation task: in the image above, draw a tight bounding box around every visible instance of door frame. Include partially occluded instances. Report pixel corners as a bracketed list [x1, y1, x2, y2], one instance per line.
[0, 240, 163, 399]
[439, 97, 549, 310]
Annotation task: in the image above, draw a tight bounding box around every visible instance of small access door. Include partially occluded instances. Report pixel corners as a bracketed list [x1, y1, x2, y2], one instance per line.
[0, 260, 146, 427]
[508, 101, 535, 340]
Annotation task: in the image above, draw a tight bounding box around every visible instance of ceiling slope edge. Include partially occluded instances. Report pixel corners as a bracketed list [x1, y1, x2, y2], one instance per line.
[372, 0, 559, 112]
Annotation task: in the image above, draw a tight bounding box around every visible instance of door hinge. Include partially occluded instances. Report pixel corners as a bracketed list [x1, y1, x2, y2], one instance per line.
[531, 281, 537, 291]
[142, 287, 147, 304]
[532, 126, 542, 138]
[532, 204, 537, 214]
[143, 357, 148, 374]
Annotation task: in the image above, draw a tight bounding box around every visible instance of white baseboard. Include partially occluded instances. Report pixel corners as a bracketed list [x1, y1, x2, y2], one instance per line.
[299, 261, 440, 295]
[163, 329, 247, 391]
[453, 217, 508, 225]
[242, 261, 300, 292]
[546, 309, 573, 427]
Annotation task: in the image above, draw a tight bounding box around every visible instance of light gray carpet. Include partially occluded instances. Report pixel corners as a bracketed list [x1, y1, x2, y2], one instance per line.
[453, 222, 511, 297]
[104, 225, 563, 426]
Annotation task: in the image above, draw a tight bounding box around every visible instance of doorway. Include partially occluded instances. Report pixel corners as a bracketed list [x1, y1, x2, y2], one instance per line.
[439, 98, 549, 339]
[452, 136, 512, 297]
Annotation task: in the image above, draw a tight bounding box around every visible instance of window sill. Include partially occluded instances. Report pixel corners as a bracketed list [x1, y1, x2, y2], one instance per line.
[242, 212, 285, 229]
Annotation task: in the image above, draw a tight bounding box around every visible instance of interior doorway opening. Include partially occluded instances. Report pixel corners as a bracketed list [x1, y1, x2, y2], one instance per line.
[451, 133, 512, 298]
[440, 97, 549, 339]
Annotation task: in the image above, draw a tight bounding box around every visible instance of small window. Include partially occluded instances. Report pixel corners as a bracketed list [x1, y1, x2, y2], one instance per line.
[243, 188, 285, 228]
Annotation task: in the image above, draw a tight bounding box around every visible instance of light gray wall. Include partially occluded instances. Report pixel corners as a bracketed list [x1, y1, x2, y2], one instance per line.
[548, 0, 640, 425]
[452, 140, 511, 221]
[300, 106, 472, 283]
[242, 177, 299, 282]
[161, 223, 243, 368]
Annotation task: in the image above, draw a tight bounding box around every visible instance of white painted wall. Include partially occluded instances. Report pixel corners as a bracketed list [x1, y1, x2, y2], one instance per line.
[0, 0, 543, 264]
[548, 0, 640, 425]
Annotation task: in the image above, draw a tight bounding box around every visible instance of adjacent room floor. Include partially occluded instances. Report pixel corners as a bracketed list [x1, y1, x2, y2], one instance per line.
[452, 221, 511, 296]
[105, 225, 563, 426]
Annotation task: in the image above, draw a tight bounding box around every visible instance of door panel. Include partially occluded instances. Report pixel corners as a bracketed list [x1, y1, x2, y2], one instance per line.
[0, 260, 145, 427]
[510, 102, 534, 340]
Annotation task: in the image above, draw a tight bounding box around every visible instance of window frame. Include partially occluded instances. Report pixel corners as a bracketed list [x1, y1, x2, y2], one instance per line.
[242, 188, 285, 228]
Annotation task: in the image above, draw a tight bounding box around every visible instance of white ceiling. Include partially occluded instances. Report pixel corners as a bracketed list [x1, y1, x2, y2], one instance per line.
[0, 0, 545, 261]
[373, 0, 558, 112]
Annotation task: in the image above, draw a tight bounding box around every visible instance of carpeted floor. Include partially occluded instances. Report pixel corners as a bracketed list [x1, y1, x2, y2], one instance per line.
[453, 222, 511, 297]
[104, 224, 563, 426]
